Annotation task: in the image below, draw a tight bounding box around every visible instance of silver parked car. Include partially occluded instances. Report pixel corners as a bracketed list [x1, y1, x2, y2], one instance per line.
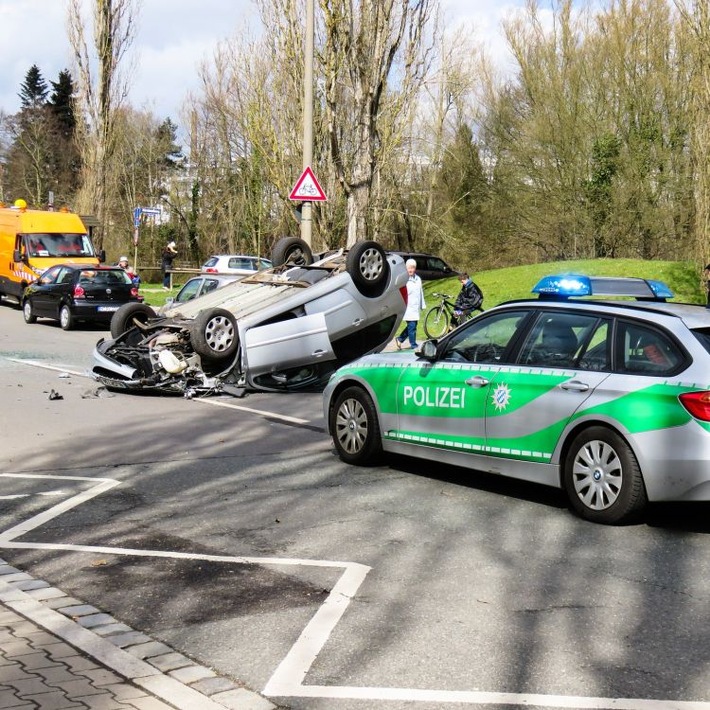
[201, 254, 273, 276]
[91, 239, 408, 395]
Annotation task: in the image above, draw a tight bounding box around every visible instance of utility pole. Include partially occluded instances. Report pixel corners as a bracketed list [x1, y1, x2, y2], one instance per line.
[300, 0, 314, 247]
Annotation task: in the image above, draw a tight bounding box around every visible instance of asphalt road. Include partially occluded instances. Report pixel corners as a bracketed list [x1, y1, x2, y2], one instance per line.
[0, 299, 709, 710]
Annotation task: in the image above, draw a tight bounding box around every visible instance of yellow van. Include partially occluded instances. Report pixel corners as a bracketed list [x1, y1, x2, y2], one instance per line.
[0, 199, 104, 302]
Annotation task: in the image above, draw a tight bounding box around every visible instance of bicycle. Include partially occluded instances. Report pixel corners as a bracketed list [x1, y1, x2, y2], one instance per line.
[423, 293, 481, 339]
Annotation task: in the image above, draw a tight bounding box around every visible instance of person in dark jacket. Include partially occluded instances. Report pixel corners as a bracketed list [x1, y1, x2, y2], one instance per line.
[452, 272, 483, 326]
[161, 241, 177, 289]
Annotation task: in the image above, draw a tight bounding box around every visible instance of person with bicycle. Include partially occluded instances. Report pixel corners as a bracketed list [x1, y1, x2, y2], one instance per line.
[452, 272, 483, 327]
[395, 259, 426, 349]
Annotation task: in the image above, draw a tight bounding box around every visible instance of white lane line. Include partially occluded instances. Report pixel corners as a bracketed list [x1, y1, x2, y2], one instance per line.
[0, 491, 65, 500]
[194, 396, 310, 424]
[0, 474, 119, 544]
[3, 357, 89, 378]
[2, 474, 708, 709]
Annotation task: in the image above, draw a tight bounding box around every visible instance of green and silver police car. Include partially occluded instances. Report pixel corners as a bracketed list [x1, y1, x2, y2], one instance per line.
[323, 275, 710, 524]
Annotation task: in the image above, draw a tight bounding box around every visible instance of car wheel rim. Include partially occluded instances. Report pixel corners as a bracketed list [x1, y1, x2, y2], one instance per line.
[204, 316, 235, 352]
[60, 309, 69, 327]
[287, 248, 306, 265]
[571, 439, 622, 511]
[358, 247, 384, 282]
[23, 303, 31, 319]
[335, 398, 368, 455]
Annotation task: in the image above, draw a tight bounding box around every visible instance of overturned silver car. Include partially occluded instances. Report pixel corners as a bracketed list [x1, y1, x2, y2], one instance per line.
[91, 239, 408, 396]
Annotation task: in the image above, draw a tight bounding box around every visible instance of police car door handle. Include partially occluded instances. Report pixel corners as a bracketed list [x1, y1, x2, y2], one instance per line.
[560, 380, 589, 392]
[465, 376, 489, 388]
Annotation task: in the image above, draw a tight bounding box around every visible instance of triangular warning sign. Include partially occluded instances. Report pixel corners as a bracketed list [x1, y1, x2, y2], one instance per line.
[289, 166, 327, 202]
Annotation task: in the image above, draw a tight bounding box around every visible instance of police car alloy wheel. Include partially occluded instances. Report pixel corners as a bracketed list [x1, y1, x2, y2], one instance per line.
[563, 427, 647, 524]
[331, 386, 382, 464]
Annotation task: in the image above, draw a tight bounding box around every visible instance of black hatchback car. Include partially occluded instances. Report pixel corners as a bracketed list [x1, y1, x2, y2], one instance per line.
[22, 264, 143, 330]
[392, 252, 457, 280]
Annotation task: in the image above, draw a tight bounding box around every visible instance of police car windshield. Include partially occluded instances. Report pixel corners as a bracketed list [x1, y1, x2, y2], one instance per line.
[25, 233, 95, 258]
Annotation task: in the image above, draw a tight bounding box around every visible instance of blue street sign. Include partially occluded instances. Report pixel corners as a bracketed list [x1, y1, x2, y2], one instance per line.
[133, 207, 142, 228]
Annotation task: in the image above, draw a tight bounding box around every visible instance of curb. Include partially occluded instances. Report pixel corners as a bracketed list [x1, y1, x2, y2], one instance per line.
[0, 558, 277, 710]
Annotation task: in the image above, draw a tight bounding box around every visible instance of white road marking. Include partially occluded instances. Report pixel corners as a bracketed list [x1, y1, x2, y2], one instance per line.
[4, 357, 89, 378]
[194, 396, 310, 424]
[0, 490, 65, 500]
[1, 472, 708, 709]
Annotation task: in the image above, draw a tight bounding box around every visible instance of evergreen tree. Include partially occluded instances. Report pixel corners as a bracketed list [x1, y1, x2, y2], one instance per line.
[19, 65, 49, 109]
[49, 69, 77, 139]
[155, 118, 183, 171]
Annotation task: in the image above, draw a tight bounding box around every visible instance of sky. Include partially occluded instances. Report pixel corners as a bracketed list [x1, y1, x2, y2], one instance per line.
[0, 0, 526, 131]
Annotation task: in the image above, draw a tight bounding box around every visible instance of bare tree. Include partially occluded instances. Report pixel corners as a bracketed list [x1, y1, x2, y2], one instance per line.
[674, 0, 710, 265]
[320, 0, 435, 246]
[68, 0, 139, 247]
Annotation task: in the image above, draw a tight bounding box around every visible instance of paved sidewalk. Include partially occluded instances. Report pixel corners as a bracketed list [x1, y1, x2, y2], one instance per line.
[0, 559, 276, 710]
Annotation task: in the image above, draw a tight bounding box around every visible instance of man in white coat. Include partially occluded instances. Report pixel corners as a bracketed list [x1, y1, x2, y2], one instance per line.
[395, 258, 426, 349]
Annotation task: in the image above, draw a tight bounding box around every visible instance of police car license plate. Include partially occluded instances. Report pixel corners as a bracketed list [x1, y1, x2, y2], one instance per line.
[98, 306, 119, 312]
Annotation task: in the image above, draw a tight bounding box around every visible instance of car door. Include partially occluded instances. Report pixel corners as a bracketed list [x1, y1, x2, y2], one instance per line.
[393, 309, 529, 455]
[483, 311, 612, 465]
[30, 265, 64, 316]
[243, 312, 335, 375]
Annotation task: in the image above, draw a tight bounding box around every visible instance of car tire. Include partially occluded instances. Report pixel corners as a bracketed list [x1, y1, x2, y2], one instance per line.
[563, 426, 647, 524]
[22, 299, 37, 324]
[190, 308, 239, 362]
[110, 303, 157, 339]
[330, 386, 383, 465]
[271, 237, 314, 267]
[59, 304, 74, 331]
[346, 241, 390, 297]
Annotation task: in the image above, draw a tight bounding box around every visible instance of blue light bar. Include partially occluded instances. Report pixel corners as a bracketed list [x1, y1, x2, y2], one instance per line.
[646, 279, 674, 299]
[532, 274, 591, 297]
[532, 274, 674, 301]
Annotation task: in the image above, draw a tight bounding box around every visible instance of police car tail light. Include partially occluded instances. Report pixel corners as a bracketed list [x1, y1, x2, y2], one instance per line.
[73, 285, 85, 299]
[679, 391, 710, 422]
[399, 285, 408, 304]
[130, 287, 139, 297]
[204, 267, 218, 273]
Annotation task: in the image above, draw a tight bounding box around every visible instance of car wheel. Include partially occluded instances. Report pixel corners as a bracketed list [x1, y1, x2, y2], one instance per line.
[111, 303, 157, 339]
[345, 241, 390, 297]
[330, 386, 383, 465]
[563, 426, 647, 524]
[59, 305, 74, 330]
[22, 299, 37, 324]
[271, 237, 314, 267]
[190, 308, 239, 361]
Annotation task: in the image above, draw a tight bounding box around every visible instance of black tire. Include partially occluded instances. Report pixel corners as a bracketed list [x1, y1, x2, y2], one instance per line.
[59, 304, 74, 331]
[424, 305, 450, 339]
[111, 303, 157, 339]
[345, 241, 390, 297]
[190, 308, 239, 361]
[330, 386, 383, 465]
[22, 299, 37, 324]
[271, 237, 313, 267]
[563, 426, 647, 524]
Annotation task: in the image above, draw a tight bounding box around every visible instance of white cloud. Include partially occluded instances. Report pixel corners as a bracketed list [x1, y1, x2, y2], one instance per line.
[0, 0, 534, 127]
[0, 0, 254, 121]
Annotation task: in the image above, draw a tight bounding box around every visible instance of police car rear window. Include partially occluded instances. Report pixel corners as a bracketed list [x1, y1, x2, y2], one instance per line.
[692, 328, 710, 355]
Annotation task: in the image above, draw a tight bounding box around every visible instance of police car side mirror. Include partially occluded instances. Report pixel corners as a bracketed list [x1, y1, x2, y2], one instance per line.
[13, 249, 23, 263]
[418, 340, 438, 361]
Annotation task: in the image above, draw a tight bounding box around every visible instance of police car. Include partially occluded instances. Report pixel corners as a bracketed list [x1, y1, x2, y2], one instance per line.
[323, 275, 710, 524]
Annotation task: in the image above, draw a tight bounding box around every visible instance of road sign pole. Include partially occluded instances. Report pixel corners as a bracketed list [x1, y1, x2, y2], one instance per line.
[301, 0, 314, 247]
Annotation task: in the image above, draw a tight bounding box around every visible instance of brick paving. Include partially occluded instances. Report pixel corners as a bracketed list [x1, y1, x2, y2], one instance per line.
[0, 559, 276, 710]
